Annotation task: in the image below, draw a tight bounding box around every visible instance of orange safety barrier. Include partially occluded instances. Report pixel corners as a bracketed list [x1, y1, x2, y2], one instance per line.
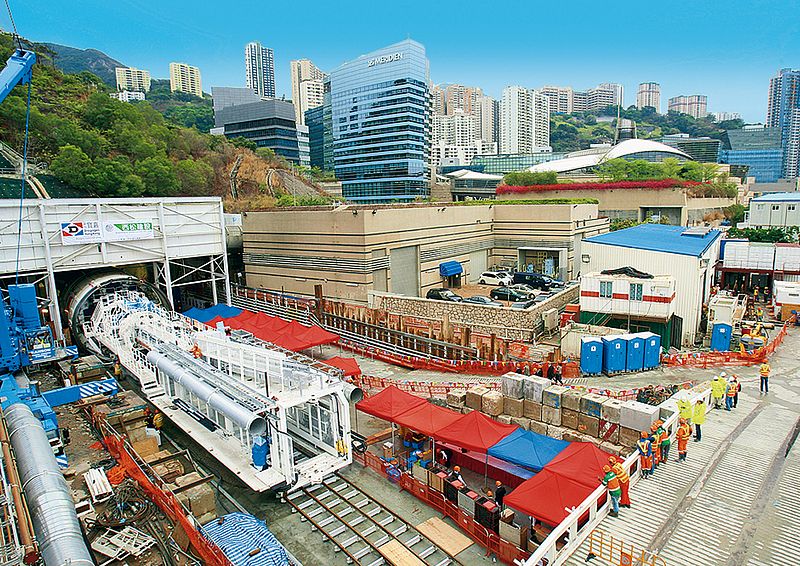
[104, 434, 232, 566]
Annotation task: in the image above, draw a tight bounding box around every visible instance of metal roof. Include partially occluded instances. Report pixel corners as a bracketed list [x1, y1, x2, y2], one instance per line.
[751, 192, 800, 202]
[528, 139, 692, 174]
[585, 224, 722, 257]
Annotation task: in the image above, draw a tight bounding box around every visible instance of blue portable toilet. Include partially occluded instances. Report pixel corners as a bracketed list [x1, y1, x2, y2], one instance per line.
[624, 333, 645, 372]
[580, 337, 603, 375]
[602, 335, 627, 374]
[637, 332, 662, 369]
[710, 323, 732, 352]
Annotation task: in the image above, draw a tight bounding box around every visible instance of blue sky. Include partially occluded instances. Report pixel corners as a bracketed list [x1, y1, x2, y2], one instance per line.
[7, 0, 800, 122]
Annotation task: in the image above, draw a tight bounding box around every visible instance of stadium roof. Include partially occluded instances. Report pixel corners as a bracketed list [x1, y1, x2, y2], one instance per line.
[529, 139, 692, 174]
[585, 224, 722, 257]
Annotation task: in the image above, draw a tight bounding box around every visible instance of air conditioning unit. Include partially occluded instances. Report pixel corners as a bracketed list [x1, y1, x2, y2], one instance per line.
[543, 308, 559, 332]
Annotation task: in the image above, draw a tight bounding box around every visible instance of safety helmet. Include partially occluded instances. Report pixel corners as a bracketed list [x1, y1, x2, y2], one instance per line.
[495, 480, 502, 487]
[603, 465, 611, 472]
[453, 466, 460, 472]
[640, 431, 649, 438]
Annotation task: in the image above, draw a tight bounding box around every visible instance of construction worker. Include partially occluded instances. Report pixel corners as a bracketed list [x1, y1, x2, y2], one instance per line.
[725, 378, 737, 411]
[637, 431, 654, 478]
[448, 465, 464, 484]
[609, 456, 631, 507]
[659, 421, 672, 463]
[650, 424, 661, 467]
[760, 361, 771, 394]
[711, 373, 727, 409]
[754, 286, 760, 303]
[675, 418, 692, 462]
[693, 398, 706, 442]
[601, 465, 622, 517]
[436, 448, 450, 469]
[494, 480, 507, 509]
[731, 375, 741, 408]
[756, 305, 764, 321]
[677, 398, 693, 423]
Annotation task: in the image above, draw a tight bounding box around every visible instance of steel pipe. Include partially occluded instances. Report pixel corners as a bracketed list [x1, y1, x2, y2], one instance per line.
[146, 350, 267, 436]
[5, 403, 93, 566]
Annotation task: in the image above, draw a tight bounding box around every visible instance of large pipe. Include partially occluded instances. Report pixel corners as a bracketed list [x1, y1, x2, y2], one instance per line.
[4, 403, 93, 566]
[146, 350, 267, 436]
[0, 407, 37, 563]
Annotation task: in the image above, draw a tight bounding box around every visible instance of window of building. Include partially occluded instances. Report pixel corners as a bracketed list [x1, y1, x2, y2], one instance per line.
[600, 281, 613, 298]
[788, 205, 796, 211]
[773, 205, 780, 211]
[630, 283, 643, 301]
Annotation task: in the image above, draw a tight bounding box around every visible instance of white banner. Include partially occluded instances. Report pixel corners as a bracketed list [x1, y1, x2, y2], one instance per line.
[60, 220, 154, 245]
[102, 221, 154, 242]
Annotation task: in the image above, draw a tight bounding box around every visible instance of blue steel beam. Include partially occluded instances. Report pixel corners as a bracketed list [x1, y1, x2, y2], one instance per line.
[0, 49, 35, 104]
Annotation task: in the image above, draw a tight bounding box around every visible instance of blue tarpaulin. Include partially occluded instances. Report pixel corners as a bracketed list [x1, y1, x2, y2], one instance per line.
[203, 513, 289, 566]
[183, 304, 243, 323]
[439, 261, 463, 277]
[487, 428, 569, 472]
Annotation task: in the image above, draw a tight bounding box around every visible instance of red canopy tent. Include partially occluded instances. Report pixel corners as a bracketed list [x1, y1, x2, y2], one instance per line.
[543, 442, 612, 489]
[503, 469, 595, 526]
[355, 385, 427, 421]
[202, 310, 339, 352]
[394, 403, 462, 437]
[324, 356, 362, 377]
[435, 411, 518, 453]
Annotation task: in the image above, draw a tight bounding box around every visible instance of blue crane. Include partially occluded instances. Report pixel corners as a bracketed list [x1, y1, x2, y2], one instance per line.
[0, 48, 35, 105]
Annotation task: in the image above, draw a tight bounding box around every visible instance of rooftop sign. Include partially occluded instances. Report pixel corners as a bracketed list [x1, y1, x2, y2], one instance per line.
[368, 52, 404, 67]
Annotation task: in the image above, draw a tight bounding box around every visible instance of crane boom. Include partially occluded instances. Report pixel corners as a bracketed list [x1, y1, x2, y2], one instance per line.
[0, 48, 35, 104]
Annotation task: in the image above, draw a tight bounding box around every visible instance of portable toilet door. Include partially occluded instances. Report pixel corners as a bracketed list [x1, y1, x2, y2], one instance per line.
[602, 335, 627, 374]
[710, 323, 732, 352]
[580, 337, 603, 375]
[638, 332, 661, 369]
[625, 334, 645, 372]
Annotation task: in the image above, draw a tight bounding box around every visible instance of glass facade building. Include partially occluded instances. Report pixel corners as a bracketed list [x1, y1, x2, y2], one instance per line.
[306, 105, 325, 169]
[329, 40, 430, 202]
[719, 127, 784, 182]
[470, 152, 566, 175]
[215, 98, 300, 162]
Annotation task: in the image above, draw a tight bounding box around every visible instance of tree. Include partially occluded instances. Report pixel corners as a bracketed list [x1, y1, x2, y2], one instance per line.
[727, 226, 799, 243]
[175, 158, 214, 196]
[724, 203, 746, 225]
[135, 155, 180, 196]
[85, 156, 144, 197]
[230, 137, 257, 151]
[50, 144, 93, 187]
[503, 171, 558, 186]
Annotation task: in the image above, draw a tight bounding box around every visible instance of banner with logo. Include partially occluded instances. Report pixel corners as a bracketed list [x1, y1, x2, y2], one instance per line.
[60, 221, 102, 245]
[103, 221, 154, 242]
[60, 220, 154, 245]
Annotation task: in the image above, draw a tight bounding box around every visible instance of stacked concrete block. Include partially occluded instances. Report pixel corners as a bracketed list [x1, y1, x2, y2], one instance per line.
[497, 415, 513, 425]
[431, 397, 448, 407]
[466, 386, 489, 410]
[529, 420, 548, 435]
[501, 373, 526, 399]
[546, 425, 566, 440]
[618, 426, 641, 448]
[542, 385, 569, 409]
[511, 417, 530, 430]
[523, 376, 551, 403]
[561, 390, 583, 412]
[577, 413, 599, 437]
[580, 393, 607, 418]
[620, 400, 660, 431]
[597, 419, 619, 444]
[601, 442, 624, 457]
[542, 405, 562, 426]
[600, 399, 623, 424]
[523, 400, 542, 421]
[561, 408, 579, 430]
[504, 397, 524, 418]
[447, 389, 466, 409]
[482, 391, 504, 416]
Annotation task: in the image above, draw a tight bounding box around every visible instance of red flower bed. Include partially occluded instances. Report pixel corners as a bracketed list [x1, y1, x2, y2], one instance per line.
[496, 179, 699, 195]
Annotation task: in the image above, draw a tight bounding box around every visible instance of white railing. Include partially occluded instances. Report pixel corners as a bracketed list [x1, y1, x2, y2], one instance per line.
[520, 385, 713, 566]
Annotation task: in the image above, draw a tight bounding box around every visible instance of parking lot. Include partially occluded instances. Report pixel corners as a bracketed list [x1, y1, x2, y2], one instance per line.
[447, 282, 544, 307]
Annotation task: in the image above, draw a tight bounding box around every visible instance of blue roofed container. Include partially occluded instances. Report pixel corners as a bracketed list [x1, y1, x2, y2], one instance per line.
[710, 323, 732, 352]
[580, 337, 603, 375]
[637, 331, 661, 369]
[602, 335, 627, 374]
[624, 333, 645, 372]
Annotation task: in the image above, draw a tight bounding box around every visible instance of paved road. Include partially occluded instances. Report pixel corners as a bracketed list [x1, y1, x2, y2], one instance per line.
[566, 328, 800, 566]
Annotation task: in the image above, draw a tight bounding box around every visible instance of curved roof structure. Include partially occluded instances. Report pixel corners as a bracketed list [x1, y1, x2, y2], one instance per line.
[529, 139, 693, 174]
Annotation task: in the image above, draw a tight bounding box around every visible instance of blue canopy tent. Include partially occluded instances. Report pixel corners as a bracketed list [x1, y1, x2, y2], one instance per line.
[183, 304, 243, 323]
[487, 428, 569, 472]
[439, 261, 463, 277]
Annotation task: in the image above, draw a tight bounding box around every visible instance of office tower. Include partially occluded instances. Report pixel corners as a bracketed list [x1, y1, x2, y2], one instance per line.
[169, 62, 202, 97]
[767, 68, 800, 179]
[211, 86, 261, 114]
[719, 125, 783, 183]
[540, 86, 574, 114]
[637, 82, 661, 111]
[290, 59, 326, 126]
[306, 105, 325, 169]
[500, 86, 550, 153]
[245, 41, 276, 98]
[115, 67, 151, 92]
[668, 95, 708, 118]
[215, 99, 300, 162]
[328, 40, 430, 202]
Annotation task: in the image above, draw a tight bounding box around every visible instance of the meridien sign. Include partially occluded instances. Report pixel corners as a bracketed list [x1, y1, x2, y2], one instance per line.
[368, 52, 404, 67]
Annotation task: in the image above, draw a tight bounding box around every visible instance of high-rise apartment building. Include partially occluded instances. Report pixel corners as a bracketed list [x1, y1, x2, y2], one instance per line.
[476, 95, 499, 144]
[598, 83, 624, 107]
[328, 40, 430, 202]
[767, 68, 800, 179]
[637, 82, 661, 112]
[115, 67, 151, 92]
[668, 95, 708, 118]
[540, 86, 574, 114]
[290, 59, 326, 126]
[245, 41, 276, 98]
[587, 86, 617, 111]
[712, 112, 742, 122]
[169, 62, 202, 97]
[541, 83, 622, 114]
[431, 84, 483, 115]
[500, 86, 550, 153]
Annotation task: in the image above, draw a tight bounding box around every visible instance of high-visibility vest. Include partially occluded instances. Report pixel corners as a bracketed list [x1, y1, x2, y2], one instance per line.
[676, 424, 691, 441]
[611, 462, 630, 484]
[660, 429, 670, 446]
[727, 384, 737, 396]
[760, 364, 770, 377]
[637, 439, 652, 456]
[603, 471, 620, 491]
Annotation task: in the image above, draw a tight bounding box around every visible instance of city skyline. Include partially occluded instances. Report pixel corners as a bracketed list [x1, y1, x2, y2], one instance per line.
[10, 0, 800, 122]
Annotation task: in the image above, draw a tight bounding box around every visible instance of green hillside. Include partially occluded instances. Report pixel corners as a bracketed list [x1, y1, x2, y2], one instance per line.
[35, 42, 123, 87]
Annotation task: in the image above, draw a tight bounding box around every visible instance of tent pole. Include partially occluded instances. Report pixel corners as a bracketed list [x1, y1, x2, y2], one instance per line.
[391, 422, 395, 457]
[484, 453, 489, 490]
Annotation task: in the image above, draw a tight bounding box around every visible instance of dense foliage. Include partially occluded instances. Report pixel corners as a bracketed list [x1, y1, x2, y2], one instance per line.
[502, 171, 558, 186]
[550, 106, 746, 153]
[146, 79, 214, 132]
[727, 226, 799, 243]
[496, 179, 695, 194]
[597, 159, 738, 198]
[610, 216, 672, 231]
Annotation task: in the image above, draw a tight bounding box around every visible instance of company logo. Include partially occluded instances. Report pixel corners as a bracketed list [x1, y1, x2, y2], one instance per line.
[368, 52, 404, 67]
[61, 222, 84, 237]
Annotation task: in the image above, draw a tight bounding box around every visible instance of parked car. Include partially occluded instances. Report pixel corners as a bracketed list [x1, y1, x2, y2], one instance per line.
[510, 299, 537, 310]
[426, 288, 463, 302]
[508, 283, 540, 298]
[478, 271, 513, 286]
[463, 296, 503, 307]
[490, 287, 530, 302]
[512, 272, 564, 291]
[533, 292, 553, 303]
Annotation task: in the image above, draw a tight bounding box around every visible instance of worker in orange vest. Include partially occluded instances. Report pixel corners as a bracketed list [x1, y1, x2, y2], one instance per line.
[725, 378, 737, 411]
[600, 465, 622, 517]
[609, 456, 631, 507]
[637, 431, 654, 478]
[650, 423, 661, 467]
[759, 362, 770, 394]
[675, 418, 692, 462]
